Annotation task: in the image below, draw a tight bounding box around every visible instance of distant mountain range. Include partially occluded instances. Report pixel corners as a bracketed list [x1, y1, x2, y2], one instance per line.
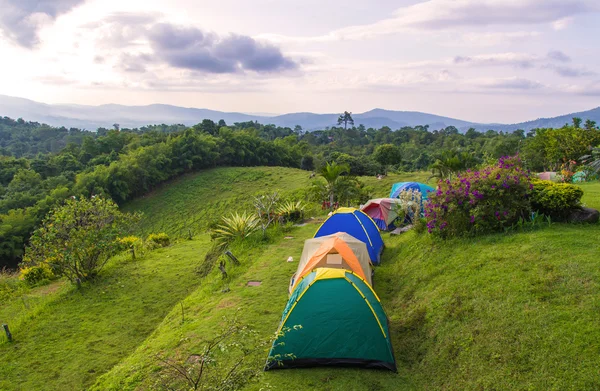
[1, 94, 599, 132]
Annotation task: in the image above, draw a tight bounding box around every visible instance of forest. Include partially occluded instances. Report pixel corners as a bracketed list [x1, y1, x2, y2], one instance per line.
[1, 114, 599, 269]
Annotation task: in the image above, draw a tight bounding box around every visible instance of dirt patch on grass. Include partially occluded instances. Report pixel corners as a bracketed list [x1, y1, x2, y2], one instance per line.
[216, 297, 239, 309]
[33, 280, 66, 296]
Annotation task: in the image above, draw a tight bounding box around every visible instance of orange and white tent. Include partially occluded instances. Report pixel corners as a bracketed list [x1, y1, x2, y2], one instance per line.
[289, 232, 373, 293]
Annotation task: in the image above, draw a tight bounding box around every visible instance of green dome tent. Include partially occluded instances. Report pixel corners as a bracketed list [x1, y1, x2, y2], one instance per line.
[265, 268, 396, 372]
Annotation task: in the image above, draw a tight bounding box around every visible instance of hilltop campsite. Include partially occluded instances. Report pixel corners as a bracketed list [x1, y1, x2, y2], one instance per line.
[1, 111, 600, 390]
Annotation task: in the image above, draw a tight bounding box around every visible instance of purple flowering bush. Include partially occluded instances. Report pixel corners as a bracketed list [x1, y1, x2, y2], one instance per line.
[425, 156, 532, 237]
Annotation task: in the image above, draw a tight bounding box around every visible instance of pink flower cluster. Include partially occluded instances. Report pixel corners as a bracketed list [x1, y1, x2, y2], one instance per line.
[425, 156, 532, 236]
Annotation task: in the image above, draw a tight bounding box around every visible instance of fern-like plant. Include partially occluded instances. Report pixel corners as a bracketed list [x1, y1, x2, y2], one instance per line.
[277, 200, 306, 223]
[212, 212, 260, 246]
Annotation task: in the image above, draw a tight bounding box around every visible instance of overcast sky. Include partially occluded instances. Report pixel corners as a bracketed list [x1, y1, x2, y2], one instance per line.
[0, 0, 599, 123]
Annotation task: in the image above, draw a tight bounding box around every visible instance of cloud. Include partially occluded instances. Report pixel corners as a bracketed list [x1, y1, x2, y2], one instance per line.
[392, 0, 597, 30]
[450, 31, 541, 47]
[547, 50, 571, 62]
[453, 53, 537, 69]
[119, 53, 153, 73]
[258, 0, 600, 44]
[91, 16, 299, 75]
[563, 81, 600, 96]
[0, 0, 87, 48]
[479, 77, 544, 90]
[147, 23, 298, 74]
[545, 65, 595, 78]
[552, 16, 574, 30]
[448, 51, 595, 78]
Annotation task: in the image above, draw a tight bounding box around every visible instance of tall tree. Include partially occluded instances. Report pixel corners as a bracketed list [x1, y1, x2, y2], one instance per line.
[337, 111, 354, 130]
[584, 119, 597, 130]
[374, 144, 402, 172]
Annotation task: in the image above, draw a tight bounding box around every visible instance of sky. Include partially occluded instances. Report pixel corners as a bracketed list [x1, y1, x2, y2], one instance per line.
[0, 0, 599, 123]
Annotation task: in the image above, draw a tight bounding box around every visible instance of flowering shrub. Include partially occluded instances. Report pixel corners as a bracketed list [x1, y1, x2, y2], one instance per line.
[147, 233, 171, 249]
[530, 179, 583, 219]
[19, 263, 55, 286]
[117, 235, 143, 250]
[425, 156, 533, 237]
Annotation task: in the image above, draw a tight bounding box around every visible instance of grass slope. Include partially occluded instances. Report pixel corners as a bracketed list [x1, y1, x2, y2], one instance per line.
[92, 179, 600, 390]
[123, 167, 314, 239]
[0, 237, 211, 391]
[122, 166, 436, 239]
[2, 167, 598, 391]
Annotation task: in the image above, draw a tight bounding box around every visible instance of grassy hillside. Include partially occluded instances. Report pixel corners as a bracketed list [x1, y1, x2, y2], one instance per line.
[93, 174, 600, 390]
[91, 220, 600, 390]
[123, 166, 435, 238]
[122, 167, 314, 238]
[0, 236, 212, 390]
[1, 167, 599, 391]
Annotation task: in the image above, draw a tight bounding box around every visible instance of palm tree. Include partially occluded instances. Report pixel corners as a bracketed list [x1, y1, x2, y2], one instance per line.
[428, 150, 478, 181]
[337, 111, 354, 130]
[581, 146, 600, 173]
[316, 161, 350, 209]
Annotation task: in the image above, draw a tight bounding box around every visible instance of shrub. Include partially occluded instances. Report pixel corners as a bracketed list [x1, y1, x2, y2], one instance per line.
[118, 235, 142, 248]
[19, 263, 55, 286]
[253, 192, 280, 238]
[395, 189, 423, 225]
[147, 233, 171, 249]
[277, 200, 306, 223]
[413, 218, 427, 234]
[425, 156, 532, 237]
[1, 270, 25, 301]
[530, 179, 583, 219]
[23, 196, 138, 283]
[118, 236, 144, 259]
[211, 212, 260, 247]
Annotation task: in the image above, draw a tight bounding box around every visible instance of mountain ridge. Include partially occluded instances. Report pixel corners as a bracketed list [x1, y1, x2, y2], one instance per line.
[1, 94, 598, 132]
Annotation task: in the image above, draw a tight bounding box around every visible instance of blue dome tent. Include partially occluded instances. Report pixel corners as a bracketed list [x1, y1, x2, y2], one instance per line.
[314, 208, 384, 265]
[389, 182, 435, 199]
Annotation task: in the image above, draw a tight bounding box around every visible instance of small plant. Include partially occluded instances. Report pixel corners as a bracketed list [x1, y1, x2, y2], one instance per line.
[277, 200, 305, 223]
[151, 315, 269, 391]
[559, 159, 577, 183]
[1, 269, 25, 301]
[395, 189, 423, 225]
[413, 217, 427, 234]
[147, 233, 171, 249]
[212, 212, 260, 247]
[118, 236, 143, 259]
[507, 211, 552, 233]
[254, 192, 280, 238]
[19, 263, 55, 286]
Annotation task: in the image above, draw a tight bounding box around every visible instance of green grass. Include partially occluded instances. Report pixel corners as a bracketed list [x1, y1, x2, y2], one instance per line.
[91, 180, 600, 391]
[579, 181, 600, 210]
[122, 166, 434, 239]
[90, 219, 600, 391]
[123, 166, 314, 239]
[2, 167, 599, 391]
[0, 237, 211, 391]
